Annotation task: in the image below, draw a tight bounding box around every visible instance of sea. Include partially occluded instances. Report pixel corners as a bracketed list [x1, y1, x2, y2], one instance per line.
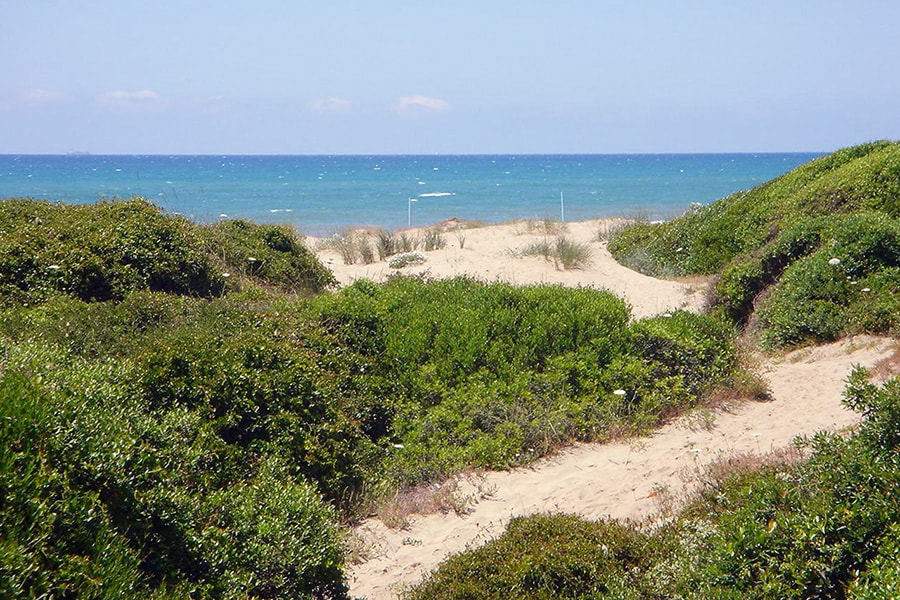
[0, 153, 823, 236]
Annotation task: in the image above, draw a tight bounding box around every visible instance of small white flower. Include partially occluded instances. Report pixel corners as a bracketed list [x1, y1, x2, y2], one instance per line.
[392, 443, 405, 449]
[47, 265, 61, 270]
[221, 273, 231, 278]
[828, 257, 841, 266]
[613, 389, 627, 396]
[862, 287, 872, 293]
[247, 257, 258, 262]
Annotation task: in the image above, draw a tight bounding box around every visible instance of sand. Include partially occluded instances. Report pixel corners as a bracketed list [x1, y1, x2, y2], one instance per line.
[311, 219, 899, 600]
[312, 219, 706, 319]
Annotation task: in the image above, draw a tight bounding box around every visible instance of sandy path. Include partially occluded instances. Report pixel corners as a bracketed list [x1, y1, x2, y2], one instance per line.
[348, 336, 897, 599]
[310, 220, 898, 599]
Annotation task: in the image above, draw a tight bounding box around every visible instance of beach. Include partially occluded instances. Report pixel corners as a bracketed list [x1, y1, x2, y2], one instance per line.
[312, 218, 707, 319]
[313, 218, 900, 599]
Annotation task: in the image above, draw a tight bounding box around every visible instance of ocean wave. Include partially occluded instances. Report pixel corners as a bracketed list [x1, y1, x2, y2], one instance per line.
[419, 192, 456, 198]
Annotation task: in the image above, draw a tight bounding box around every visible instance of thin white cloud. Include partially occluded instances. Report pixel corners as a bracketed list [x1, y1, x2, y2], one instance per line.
[392, 95, 451, 116]
[98, 89, 162, 110]
[309, 97, 353, 113]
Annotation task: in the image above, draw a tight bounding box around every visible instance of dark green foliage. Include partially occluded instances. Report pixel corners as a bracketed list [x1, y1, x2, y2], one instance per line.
[0, 198, 336, 305]
[609, 141, 900, 346]
[0, 373, 149, 599]
[627, 311, 735, 397]
[757, 212, 900, 346]
[304, 278, 734, 486]
[671, 370, 900, 598]
[199, 219, 336, 294]
[408, 514, 655, 600]
[0, 344, 350, 599]
[0, 198, 224, 303]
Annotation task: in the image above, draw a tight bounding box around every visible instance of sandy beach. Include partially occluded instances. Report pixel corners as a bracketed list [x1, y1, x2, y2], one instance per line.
[313, 219, 899, 599]
[313, 218, 706, 319]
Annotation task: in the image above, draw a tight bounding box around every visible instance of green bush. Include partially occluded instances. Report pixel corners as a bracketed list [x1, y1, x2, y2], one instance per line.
[0, 198, 224, 303]
[610, 142, 900, 346]
[0, 199, 336, 306]
[847, 523, 900, 599]
[199, 218, 336, 294]
[408, 513, 654, 600]
[0, 345, 352, 598]
[757, 212, 900, 347]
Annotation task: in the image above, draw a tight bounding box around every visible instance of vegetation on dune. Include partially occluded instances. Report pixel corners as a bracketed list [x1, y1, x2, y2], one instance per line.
[409, 371, 900, 599]
[5, 138, 899, 599]
[608, 140, 900, 347]
[0, 198, 223, 303]
[0, 198, 334, 305]
[0, 197, 739, 598]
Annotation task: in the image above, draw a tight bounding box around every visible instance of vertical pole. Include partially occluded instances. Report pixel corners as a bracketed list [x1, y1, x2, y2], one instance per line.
[408, 198, 417, 228]
[560, 192, 565, 223]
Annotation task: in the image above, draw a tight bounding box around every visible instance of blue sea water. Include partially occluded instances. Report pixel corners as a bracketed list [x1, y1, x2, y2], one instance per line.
[0, 153, 823, 235]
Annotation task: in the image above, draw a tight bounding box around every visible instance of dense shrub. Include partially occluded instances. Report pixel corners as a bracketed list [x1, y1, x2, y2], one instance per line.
[609, 141, 900, 279]
[0, 198, 224, 303]
[0, 198, 335, 305]
[199, 218, 336, 294]
[408, 514, 656, 600]
[757, 212, 900, 346]
[0, 342, 350, 599]
[299, 278, 735, 486]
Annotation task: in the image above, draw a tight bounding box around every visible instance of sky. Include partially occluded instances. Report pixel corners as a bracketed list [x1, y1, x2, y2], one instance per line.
[2, 1, 899, 155]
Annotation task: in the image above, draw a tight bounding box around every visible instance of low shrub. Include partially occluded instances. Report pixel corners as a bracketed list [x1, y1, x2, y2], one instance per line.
[388, 251, 426, 268]
[422, 229, 446, 251]
[199, 218, 335, 293]
[408, 513, 655, 600]
[375, 229, 398, 259]
[758, 212, 900, 347]
[610, 142, 900, 346]
[0, 198, 223, 303]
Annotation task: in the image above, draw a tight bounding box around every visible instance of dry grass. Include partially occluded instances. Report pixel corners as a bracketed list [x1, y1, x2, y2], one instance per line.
[374, 473, 494, 529]
[871, 341, 900, 383]
[646, 446, 804, 525]
[515, 218, 568, 236]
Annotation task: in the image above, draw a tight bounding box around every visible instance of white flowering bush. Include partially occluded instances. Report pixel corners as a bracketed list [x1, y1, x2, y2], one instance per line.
[388, 251, 426, 269]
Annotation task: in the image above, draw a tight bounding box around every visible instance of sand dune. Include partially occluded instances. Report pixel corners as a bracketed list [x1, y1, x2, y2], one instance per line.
[313, 220, 898, 599]
[312, 219, 706, 319]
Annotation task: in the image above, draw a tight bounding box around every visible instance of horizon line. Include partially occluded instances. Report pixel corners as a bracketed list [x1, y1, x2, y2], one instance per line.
[1, 150, 831, 158]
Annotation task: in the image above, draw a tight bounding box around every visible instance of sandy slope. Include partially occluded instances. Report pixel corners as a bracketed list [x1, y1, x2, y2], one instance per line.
[312, 219, 705, 319]
[311, 220, 898, 599]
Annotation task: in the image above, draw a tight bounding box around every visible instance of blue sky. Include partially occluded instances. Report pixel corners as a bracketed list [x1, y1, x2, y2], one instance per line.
[2, 1, 899, 154]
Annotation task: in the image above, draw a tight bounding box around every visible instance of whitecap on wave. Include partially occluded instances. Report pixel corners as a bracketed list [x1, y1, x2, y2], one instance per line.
[418, 192, 455, 198]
